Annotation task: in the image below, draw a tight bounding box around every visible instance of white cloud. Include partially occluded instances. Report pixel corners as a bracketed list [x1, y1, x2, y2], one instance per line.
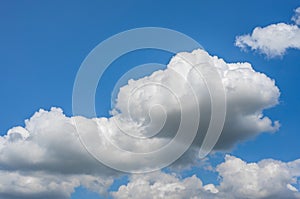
[235, 7, 300, 58]
[0, 49, 280, 197]
[0, 108, 117, 175]
[113, 49, 280, 151]
[235, 23, 300, 57]
[0, 109, 115, 198]
[216, 155, 300, 199]
[112, 155, 300, 199]
[292, 7, 300, 25]
[111, 170, 217, 199]
[0, 170, 113, 199]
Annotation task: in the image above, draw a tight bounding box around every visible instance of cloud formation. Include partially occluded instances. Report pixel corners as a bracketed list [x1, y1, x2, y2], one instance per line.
[292, 7, 300, 25]
[112, 155, 300, 199]
[235, 7, 300, 58]
[0, 109, 115, 199]
[0, 170, 113, 199]
[0, 49, 280, 197]
[113, 49, 279, 151]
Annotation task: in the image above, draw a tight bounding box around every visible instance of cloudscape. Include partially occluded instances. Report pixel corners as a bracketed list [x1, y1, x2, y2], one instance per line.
[0, 1, 299, 199]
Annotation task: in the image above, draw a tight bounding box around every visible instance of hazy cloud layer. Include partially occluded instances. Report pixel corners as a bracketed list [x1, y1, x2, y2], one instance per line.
[0, 49, 280, 198]
[235, 7, 300, 57]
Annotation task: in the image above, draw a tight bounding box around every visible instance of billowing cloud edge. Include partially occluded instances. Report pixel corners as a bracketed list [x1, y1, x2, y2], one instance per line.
[0, 49, 283, 198]
[235, 7, 300, 58]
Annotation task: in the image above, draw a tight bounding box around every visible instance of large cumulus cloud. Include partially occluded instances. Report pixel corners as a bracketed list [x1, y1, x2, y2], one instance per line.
[0, 49, 280, 198]
[112, 49, 279, 151]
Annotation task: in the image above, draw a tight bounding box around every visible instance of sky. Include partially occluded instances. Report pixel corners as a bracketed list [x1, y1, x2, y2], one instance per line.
[0, 1, 300, 199]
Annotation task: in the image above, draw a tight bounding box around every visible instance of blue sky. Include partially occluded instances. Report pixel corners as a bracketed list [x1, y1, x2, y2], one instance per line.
[1, 1, 300, 198]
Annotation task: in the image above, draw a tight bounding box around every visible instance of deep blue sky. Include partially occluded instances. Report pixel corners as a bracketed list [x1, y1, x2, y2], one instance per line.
[1, 1, 299, 198]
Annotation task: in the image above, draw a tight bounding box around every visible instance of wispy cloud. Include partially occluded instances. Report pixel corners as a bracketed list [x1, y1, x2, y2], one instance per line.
[235, 7, 300, 58]
[292, 7, 300, 25]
